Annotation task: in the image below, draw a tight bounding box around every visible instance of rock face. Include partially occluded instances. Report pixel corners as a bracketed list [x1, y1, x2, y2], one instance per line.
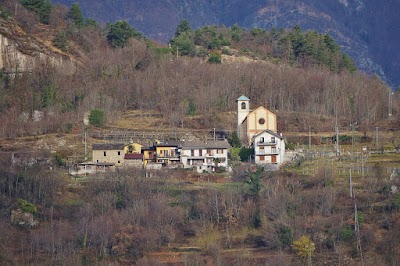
[0, 17, 76, 74]
[11, 209, 38, 227]
[52, 0, 400, 87]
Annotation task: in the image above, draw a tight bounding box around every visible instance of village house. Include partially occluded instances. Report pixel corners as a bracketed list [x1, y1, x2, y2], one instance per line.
[142, 141, 181, 169]
[180, 140, 230, 173]
[124, 142, 143, 155]
[71, 143, 140, 175]
[92, 143, 125, 166]
[252, 130, 285, 166]
[124, 153, 143, 168]
[73, 162, 116, 175]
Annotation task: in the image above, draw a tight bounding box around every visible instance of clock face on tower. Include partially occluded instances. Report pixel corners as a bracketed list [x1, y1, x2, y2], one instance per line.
[258, 118, 265, 125]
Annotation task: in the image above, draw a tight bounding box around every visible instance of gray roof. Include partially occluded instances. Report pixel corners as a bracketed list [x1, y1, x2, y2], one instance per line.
[92, 143, 125, 150]
[181, 140, 231, 149]
[252, 130, 283, 140]
[237, 95, 250, 101]
[156, 141, 182, 147]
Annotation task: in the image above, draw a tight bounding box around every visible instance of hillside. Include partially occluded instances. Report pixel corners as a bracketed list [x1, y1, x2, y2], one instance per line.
[53, 0, 400, 88]
[0, 3, 400, 265]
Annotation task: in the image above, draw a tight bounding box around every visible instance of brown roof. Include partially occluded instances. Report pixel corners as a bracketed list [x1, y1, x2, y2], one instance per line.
[92, 143, 125, 150]
[124, 153, 143, 160]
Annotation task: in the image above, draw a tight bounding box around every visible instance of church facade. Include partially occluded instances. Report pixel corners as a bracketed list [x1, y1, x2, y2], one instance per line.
[237, 95, 277, 144]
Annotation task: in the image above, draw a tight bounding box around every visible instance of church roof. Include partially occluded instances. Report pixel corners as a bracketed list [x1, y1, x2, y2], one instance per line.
[237, 95, 250, 101]
[244, 106, 275, 120]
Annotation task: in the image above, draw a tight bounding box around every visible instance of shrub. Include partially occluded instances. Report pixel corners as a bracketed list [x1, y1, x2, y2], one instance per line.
[88, 109, 105, 127]
[187, 99, 196, 116]
[17, 198, 37, 214]
[388, 193, 400, 210]
[239, 147, 253, 162]
[339, 227, 353, 242]
[53, 31, 69, 51]
[285, 142, 295, 150]
[208, 51, 222, 64]
[221, 47, 231, 55]
[54, 152, 67, 167]
[196, 47, 208, 58]
[277, 225, 293, 248]
[228, 131, 241, 148]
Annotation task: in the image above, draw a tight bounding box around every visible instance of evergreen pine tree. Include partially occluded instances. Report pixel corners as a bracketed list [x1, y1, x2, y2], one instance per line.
[69, 2, 84, 28]
[175, 19, 191, 37]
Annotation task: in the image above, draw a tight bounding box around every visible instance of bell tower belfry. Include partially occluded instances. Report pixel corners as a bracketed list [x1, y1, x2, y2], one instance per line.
[237, 95, 250, 127]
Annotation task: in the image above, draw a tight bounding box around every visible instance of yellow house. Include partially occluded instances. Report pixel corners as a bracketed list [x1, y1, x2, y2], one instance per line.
[154, 142, 181, 166]
[142, 142, 181, 168]
[142, 146, 156, 167]
[124, 142, 143, 154]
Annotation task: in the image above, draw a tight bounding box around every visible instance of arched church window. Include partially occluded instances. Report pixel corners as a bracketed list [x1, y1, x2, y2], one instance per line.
[241, 102, 246, 109]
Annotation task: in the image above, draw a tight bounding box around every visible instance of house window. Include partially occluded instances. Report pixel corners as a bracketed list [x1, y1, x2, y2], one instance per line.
[241, 102, 246, 109]
[271, 137, 276, 143]
[260, 137, 264, 143]
[118, 160, 120, 164]
[199, 150, 202, 156]
[217, 149, 223, 154]
[104, 151, 106, 156]
[191, 150, 195, 156]
[258, 118, 265, 125]
[118, 151, 121, 156]
[260, 156, 265, 161]
[207, 149, 211, 155]
[260, 147, 265, 154]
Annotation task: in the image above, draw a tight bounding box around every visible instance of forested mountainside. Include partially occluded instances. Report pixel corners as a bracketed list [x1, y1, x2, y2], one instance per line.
[0, 1, 397, 139]
[53, 0, 400, 88]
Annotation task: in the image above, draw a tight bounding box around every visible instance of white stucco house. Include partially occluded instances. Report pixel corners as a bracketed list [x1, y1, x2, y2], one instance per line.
[252, 129, 285, 166]
[180, 140, 231, 173]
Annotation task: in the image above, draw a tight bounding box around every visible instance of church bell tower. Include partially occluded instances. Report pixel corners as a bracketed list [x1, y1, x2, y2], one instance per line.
[237, 95, 250, 127]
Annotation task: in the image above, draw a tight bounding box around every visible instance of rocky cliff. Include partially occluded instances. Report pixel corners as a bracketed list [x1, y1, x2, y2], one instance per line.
[0, 17, 76, 74]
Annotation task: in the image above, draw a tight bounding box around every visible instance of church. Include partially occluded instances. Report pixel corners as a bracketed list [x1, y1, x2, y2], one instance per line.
[237, 95, 277, 144]
[236, 95, 285, 166]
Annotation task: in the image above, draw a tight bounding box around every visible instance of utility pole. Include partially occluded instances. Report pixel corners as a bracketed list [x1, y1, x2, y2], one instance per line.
[351, 122, 356, 155]
[361, 154, 365, 178]
[84, 128, 87, 160]
[335, 125, 339, 156]
[308, 125, 311, 150]
[213, 128, 216, 141]
[335, 108, 339, 156]
[349, 167, 353, 198]
[389, 91, 394, 119]
[354, 203, 364, 265]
